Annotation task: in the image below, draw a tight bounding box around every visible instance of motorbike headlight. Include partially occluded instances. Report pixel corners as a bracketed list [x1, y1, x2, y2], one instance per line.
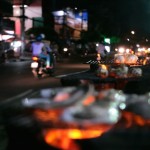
[63, 48, 68, 52]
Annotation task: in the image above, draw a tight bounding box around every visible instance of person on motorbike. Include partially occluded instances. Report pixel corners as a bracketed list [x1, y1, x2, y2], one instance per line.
[96, 42, 106, 61]
[31, 35, 51, 68]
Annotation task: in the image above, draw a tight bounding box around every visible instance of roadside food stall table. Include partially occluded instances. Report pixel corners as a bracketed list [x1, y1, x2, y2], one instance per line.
[1, 85, 150, 150]
[1, 59, 150, 150]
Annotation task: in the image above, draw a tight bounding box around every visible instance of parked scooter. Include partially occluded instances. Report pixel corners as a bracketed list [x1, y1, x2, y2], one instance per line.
[31, 54, 55, 78]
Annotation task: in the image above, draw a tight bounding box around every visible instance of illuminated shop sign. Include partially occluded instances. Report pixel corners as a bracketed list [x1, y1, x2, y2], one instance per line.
[52, 9, 88, 31]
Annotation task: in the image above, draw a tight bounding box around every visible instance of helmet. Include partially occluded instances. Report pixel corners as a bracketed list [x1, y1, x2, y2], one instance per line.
[40, 33, 45, 39]
[36, 35, 42, 42]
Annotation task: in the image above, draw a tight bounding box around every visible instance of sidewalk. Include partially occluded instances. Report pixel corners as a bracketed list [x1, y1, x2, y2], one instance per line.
[5, 52, 32, 63]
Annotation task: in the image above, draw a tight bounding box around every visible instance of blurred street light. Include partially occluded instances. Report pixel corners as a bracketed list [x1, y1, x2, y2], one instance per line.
[131, 30, 135, 34]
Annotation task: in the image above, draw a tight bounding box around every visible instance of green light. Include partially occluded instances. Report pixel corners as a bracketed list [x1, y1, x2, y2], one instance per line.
[104, 38, 110, 44]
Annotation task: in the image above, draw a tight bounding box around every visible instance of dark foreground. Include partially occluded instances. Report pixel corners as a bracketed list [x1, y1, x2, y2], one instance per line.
[1, 62, 150, 150]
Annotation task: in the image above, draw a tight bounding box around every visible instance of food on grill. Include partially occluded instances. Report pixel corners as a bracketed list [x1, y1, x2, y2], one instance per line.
[109, 65, 129, 78]
[130, 68, 142, 76]
[114, 54, 138, 64]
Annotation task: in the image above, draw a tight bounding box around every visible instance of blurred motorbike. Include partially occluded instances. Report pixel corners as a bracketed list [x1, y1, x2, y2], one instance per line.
[31, 54, 55, 78]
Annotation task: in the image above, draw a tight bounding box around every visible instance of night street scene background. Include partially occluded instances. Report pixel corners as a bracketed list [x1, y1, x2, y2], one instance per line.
[1, 0, 150, 150]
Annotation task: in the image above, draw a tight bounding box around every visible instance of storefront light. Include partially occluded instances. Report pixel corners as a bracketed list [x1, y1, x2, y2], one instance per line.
[105, 46, 110, 52]
[118, 47, 125, 53]
[13, 5, 28, 8]
[126, 49, 130, 53]
[96, 43, 99, 47]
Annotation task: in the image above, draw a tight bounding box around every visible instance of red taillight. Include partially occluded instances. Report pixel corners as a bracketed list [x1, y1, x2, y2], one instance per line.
[32, 56, 39, 61]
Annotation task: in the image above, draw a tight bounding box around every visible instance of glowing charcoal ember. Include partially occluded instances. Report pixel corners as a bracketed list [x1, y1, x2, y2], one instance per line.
[39, 100, 119, 150]
[43, 121, 113, 149]
[117, 111, 150, 129]
[33, 109, 62, 123]
[44, 130, 81, 150]
[82, 95, 96, 106]
[44, 128, 106, 141]
[4, 85, 150, 150]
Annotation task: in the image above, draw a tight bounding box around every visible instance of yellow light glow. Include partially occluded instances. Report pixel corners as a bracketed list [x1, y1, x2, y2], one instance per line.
[118, 47, 125, 53]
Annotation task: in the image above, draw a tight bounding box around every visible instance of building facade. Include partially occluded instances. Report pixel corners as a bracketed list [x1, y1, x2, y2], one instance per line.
[10, 0, 43, 37]
[0, 0, 14, 41]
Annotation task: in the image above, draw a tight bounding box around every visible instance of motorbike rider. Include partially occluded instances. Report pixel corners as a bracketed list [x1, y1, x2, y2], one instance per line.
[31, 35, 51, 68]
[96, 42, 106, 61]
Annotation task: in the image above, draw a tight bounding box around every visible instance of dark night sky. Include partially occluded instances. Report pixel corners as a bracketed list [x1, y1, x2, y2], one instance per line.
[45, 0, 150, 37]
[0, 0, 150, 33]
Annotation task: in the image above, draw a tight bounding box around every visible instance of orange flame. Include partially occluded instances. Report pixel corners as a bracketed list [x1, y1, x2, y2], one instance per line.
[33, 109, 113, 150]
[33, 109, 63, 123]
[116, 111, 150, 128]
[44, 130, 80, 150]
[44, 125, 112, 150]
[44, 128, 109, 140]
